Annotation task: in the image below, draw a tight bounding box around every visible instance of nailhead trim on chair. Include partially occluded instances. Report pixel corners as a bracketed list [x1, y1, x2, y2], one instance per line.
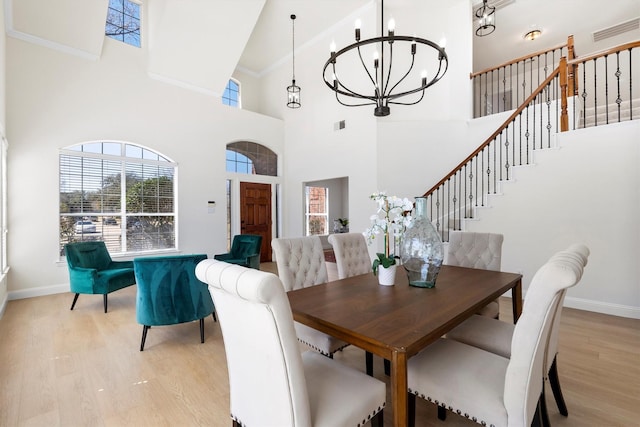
[358, 404, 385, 427]
[296, 337, 350, 357]
[408, 389, 495, 427]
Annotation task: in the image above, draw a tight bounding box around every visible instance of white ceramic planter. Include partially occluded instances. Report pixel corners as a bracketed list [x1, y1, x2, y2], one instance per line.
[377, 264, 396, 286]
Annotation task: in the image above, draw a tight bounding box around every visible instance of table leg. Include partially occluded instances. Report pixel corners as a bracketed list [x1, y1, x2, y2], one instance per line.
[391, 350, 408, 426]
[512, 278, 523, 323]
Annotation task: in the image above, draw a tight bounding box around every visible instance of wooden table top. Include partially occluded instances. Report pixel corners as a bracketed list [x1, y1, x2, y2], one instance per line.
[287, 264, 523, 359]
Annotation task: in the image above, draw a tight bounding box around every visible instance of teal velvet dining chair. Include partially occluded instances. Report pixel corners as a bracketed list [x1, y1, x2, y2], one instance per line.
[213, 234, 262, 269]
[65, 241, 136, 313]
[133, 254, 216, 351]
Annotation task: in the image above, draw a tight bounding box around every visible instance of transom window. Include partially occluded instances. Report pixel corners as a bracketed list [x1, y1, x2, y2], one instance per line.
[222, 79, 240, 107]
[59, 142, 177, 256]
[106, 0, 141, 48]
[226, 141, 277, 176]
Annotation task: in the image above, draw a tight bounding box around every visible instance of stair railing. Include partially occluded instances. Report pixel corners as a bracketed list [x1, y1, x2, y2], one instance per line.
[471, 35, 575, 118]
[567, 40, 640, 129]
[425, 39, 639, 242]
[424, 63, 564, 242]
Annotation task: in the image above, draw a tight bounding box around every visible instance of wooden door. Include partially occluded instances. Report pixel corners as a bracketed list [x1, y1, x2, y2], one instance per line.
[240, 182, 272, 262]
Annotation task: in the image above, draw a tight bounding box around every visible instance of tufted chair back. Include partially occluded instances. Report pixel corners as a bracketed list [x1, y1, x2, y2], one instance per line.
[446, 231, 504, 271]
[195, 259, 386, 427]
[328, 233, 372, 279]
[195, 259, 313, 426]
[271, 236, 350, 357]
[271, 236, 328, 291]
[504, 252, 585, 426]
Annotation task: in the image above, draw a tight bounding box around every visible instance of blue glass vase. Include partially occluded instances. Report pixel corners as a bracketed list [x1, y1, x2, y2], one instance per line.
[400, 197, 444, 288]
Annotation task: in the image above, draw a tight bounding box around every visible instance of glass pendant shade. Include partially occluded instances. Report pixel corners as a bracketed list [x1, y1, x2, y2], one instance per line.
[400, 197, 443, 288]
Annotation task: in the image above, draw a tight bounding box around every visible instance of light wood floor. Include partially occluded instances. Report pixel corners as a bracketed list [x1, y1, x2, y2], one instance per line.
[1, 263, 638, 426]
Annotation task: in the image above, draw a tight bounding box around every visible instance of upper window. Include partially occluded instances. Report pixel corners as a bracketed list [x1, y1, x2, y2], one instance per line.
[222, 79, 240, 108]
[106, 0, 141, 48]
[59, 142, 177, 256]
[226, 141, 277, 176]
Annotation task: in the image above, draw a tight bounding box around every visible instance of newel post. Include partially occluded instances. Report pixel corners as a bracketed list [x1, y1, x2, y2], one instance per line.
[559, 56, 569, 132]
[567, 35, 578, 96]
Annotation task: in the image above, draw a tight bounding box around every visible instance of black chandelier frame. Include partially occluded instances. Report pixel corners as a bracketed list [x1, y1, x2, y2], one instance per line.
[322, 3, 448, 117]
[475, 0, 496, 37]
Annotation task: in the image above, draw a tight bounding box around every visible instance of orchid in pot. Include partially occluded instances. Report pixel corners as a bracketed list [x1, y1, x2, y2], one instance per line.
[363, 192, 413, 285]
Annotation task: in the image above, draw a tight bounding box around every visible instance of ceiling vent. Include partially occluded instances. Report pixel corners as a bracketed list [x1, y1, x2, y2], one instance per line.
[593, 18, 640, 42]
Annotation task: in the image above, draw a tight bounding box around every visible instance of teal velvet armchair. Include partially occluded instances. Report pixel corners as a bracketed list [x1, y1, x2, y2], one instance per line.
[133, 254, 216, 351]
[65, 241, 136, 313]
[213, 234, 262, 269]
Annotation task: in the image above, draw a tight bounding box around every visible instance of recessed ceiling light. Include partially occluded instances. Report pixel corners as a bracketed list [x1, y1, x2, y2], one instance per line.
[524, 29, 542, 41]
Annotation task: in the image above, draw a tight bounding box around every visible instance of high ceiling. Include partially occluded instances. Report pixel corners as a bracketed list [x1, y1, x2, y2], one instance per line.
[237, 0, 640, 75]
[5, 0, 639, 91]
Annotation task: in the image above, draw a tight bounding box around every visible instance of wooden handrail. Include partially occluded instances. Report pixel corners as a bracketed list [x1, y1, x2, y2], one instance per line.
[567, 40, 640, 65]
[470, 37, 572, 79]
[424, 66, 561, 197]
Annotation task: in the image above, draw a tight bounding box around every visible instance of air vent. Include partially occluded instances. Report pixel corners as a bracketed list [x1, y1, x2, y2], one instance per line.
[334, 120, 346, 131]
[593, 18, 639, 42]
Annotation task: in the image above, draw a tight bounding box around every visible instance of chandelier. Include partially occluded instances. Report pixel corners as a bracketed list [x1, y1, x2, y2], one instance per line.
[287, 14, 301, 108]
[322, 0, 448, 117]
[475, 0, 496, 37]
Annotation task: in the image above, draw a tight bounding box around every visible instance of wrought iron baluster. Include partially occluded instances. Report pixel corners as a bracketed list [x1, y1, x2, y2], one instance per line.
[582, 60, 587, 128]
[615, 51, 622, 122]
[525, 105, 530, 163]
[593, 58, 598, 127]
[546, 83, 552, 147]
[629, 48, 633, 121]
[604, 54, 609, 124]
[464, 164, 469, 218]
[494, 137, 498, 191]
[453, 172, 458, 231]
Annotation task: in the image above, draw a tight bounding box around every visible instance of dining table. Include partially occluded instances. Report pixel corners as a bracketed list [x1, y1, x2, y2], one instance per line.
[287, 264, 523, 427]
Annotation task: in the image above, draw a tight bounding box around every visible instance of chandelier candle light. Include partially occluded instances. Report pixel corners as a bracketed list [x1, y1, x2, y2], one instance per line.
[287, 14, 301, 108]
[322, 0, 448, 116]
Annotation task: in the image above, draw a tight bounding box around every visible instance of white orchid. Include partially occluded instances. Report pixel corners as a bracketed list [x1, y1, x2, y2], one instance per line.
[363, 192, 413, 263]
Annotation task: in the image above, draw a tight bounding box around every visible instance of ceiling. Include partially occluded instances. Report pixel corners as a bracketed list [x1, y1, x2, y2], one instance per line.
[237, 0, 640, 76]
[4, 0, 639, 92]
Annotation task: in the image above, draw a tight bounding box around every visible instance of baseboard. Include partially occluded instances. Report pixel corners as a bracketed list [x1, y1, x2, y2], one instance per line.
[8, 284, 69, 301]
[501, 292, 640, 319]
[563, 296, 640, 319]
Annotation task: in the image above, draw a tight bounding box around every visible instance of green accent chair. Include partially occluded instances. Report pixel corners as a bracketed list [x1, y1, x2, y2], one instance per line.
[214, 234, 262, 269]
[65, 241, 136, 313]
[133, 254, 216, 351]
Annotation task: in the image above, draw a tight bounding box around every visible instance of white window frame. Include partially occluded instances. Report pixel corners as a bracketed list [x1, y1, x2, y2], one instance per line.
[59, 141, 178, 257]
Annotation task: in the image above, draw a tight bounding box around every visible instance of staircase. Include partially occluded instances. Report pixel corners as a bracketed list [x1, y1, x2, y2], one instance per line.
[425, 38, 640, 242]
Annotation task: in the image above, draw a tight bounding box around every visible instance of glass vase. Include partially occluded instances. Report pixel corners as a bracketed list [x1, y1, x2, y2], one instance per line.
[400, 197, 444, 288]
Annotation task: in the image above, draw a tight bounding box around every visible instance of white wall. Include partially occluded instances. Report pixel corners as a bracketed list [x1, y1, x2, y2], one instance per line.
[378, 116, 640, 318]
[253, 0, 639, 318]
[0, 0, 7, 311]
[5, 35, 283, 297]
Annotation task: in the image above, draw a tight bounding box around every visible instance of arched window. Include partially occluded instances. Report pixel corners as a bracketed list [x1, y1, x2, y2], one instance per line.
[222, 79, 240, 108]
[226, 141, 277, 177]
[59, 141, 177, 256]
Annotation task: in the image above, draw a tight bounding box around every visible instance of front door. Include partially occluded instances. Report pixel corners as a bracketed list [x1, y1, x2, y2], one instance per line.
[240, 182, 272, 262]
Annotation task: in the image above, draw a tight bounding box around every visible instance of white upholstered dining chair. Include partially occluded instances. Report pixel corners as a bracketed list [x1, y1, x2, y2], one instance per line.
[271, 236, 350, 357]
[195, 259, 386, 427]
[446, 231, 504, 318]
[406, 245, 586, 427]
[328, 232, 379, 376]
[445, 244, 589, 427]
[328, 233, 372, 279]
